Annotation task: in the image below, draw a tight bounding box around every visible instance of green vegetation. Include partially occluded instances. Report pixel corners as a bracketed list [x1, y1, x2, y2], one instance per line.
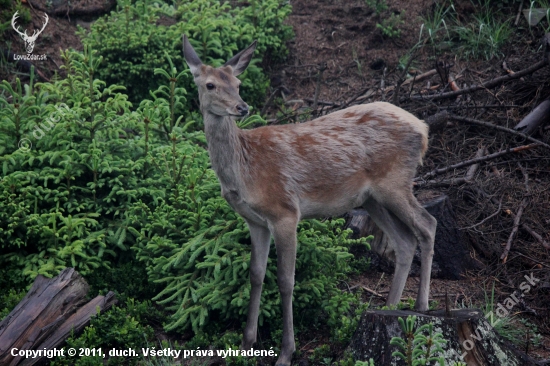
[0, 1, 373, 361]
[364, 0, 404, 39]
[377, 12, 405, 39]
[80, 0, 292, 105]
[353, 316, 458, 365]
[453, 7, 512, 60]
[419, 3, 452, 46]
[480, 283, 542, 350]
[0, 289, 26, 320]
[50, 299, 160, 366]
[390, 316, 446, 366]
[365, 0, 388, 15]
[419, 0, 513, 60]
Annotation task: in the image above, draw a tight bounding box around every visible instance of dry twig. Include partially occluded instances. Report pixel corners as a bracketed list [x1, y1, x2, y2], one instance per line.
[501, 164, 530, 262]
[462, 198, 503, 230]
[312, 62, 327, 110]
[412, 59, 548, 101]
[448, 114, 550, 150]
[415, 143, 539, 181]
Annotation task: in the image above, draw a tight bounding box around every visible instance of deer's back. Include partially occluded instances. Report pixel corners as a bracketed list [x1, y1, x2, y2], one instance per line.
[238, 102, 428, 218]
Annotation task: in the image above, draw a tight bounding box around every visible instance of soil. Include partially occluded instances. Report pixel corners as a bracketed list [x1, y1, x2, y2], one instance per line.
[280, 0, 428, 104]
[2, 0, 550, 364]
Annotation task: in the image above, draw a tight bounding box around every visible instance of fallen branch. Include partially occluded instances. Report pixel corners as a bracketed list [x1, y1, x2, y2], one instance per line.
[312, 62, 327, 110]
[522, 224, 550, 249]
[501, 197, 527, 263]
[402, 69, 437, 86]
[514, 98, 550, 135]
[412, 59, 548, 101]
[462, 198, 503, 230]
[438, 104, 520, 109]
[414, 178, 469, 187]
[448, 114, 550, 150]
[515, 0, 525, 26]
[465, 146, 485, 181]
[337, 87, 374, 110]
[473, 187, 550, 250]
[361, 286, 385, 298]
[303, 98, 339, 107]
[414, 146, 483, 188]
[415, 143, 539, 181]
[502, 164, 531, 263]
[448, 74, 460, 92]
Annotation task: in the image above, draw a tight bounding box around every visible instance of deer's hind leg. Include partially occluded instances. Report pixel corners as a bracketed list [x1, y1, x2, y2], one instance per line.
[368, 190, 437, 311]
[363, 197, 418, 307]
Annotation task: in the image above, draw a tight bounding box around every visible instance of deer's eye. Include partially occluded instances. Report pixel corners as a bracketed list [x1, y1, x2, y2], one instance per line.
[206, 83, 215, 90]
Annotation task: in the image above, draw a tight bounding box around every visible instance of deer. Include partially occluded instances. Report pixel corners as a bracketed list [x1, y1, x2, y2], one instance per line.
[183, 35, 437, 366]
[11, 11, 49, 54]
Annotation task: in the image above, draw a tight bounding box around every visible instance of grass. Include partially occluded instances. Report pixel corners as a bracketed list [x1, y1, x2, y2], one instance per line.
[418, 0, 513, 60]
[453, 11, 513, 60]
[419, 2, 453, 46]
[479, 282, 543, 350]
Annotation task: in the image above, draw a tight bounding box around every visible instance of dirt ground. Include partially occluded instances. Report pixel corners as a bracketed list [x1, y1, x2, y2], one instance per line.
[2, 0, 550, 363]
[279, 0, 429, 104]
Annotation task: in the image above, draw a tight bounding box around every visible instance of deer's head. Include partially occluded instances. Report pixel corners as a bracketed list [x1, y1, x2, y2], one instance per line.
[183, 35, 256, 118]
[12, 11, 49, 54]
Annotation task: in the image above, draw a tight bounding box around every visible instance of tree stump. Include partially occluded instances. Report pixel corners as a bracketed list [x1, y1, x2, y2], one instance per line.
[346, 195, 480, 279]
[349, 309, 541, 365]
[0, 268, 117, 366]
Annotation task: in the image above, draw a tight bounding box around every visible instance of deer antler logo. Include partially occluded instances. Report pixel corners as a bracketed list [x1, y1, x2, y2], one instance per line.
[11, 11, 49, 54]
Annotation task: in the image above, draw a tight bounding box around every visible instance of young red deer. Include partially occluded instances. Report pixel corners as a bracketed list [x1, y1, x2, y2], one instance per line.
[183, 35, 437, 366]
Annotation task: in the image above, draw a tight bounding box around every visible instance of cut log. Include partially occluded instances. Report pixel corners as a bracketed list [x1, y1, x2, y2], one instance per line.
[514, 99, 550, 136]
[0, 268, 117, 366]
[349, 309, 542, 365]
[346, 195, 480, 279]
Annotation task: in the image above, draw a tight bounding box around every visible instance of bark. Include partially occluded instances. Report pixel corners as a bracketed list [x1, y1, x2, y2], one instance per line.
[0, 268, 117, 366]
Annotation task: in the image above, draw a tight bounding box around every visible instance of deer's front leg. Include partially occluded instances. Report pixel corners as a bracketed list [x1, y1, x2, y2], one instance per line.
[272, 217, 298, 366]
[242, 221, 271, 349]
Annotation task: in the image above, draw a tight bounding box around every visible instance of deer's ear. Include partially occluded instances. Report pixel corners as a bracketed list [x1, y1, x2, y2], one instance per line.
[224, 41, 257, 76]
[183, 35, 203, 77]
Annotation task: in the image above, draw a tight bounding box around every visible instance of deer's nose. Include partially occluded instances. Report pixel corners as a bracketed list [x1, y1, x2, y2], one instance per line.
[236, 103, 249, 116]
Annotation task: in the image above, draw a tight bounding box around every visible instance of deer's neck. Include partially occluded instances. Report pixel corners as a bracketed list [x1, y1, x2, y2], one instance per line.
[203, 112, 244, 191]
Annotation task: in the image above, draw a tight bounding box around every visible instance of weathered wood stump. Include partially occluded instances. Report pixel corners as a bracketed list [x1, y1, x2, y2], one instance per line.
[349, 309, 541, 365]
[0, 268, 117, 366]
[346, 195, 480, 279]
